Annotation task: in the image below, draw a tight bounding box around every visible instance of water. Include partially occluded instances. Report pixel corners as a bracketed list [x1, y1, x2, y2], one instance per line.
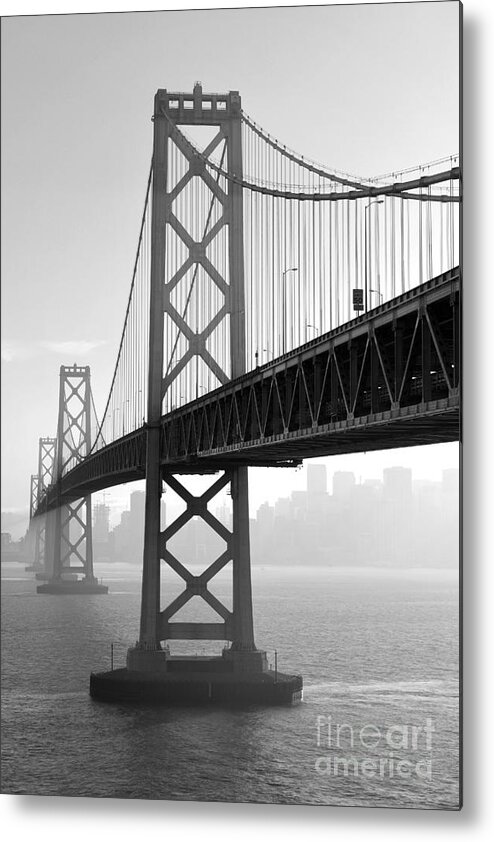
[1, 562, 459, 808]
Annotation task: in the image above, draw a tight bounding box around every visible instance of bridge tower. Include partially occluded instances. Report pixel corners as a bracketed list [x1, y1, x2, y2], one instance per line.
[37, 365, 107, 594]
[24, 473, 40, 569]
[127, 84, 267, 674]
[30, 437, 57, 577]
[30, 473, 40, 522]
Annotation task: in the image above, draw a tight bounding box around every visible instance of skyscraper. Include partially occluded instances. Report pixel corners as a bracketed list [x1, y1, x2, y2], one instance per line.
[383, 467, 412, 505]
[93, 503, 110, 543]
[93, 502, 111, 562]
[307, 463, 327, 496]
[332, 471, 355, 499]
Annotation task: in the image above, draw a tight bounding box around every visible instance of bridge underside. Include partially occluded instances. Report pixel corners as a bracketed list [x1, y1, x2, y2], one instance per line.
[172, 400, 459, 466]
[37, 268, 460, 511]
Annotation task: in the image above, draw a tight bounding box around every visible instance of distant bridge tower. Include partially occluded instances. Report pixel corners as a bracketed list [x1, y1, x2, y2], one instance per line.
[37, 365, 107, 594]
[30, 473, 40, 522]
[25, 473, 41, 567]
[128, 84, 266, 672]
[31, 437, 57, 576]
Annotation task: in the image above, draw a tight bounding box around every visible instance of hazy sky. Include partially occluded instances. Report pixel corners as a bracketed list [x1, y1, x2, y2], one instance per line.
[1, 1, 460, 534]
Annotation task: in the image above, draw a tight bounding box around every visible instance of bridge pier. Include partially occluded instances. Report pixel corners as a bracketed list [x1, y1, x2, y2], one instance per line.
[93, 460, 300, 704]
[118, 464, 277, 695]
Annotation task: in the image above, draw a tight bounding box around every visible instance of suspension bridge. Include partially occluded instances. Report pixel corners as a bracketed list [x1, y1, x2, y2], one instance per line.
[28, 84, 460, 704]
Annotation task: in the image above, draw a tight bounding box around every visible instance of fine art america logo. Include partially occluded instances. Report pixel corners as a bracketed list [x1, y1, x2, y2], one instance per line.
[315, 715, 434, 781]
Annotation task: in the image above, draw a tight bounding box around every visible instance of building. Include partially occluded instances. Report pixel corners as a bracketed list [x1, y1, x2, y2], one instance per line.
[383, 466, 412, 505]
[93, 502, 111, 563]
[442, 468, 460, 496]
[93, 503, 110, 543]
[307, 463, 327, 496]
[332, 471, 355, 499]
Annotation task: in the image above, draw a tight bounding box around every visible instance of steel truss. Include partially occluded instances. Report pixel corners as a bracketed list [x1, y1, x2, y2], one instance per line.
[30, 437, 57, 572]
[161, 267, 460, 463]
[162, 123, 231, 394]
[30, 474, 40, 521]
[41, 268, 460, 509]
[51, 365, 95, 582]
[25, 473, 41, 567]
[160, 471, 234, 642]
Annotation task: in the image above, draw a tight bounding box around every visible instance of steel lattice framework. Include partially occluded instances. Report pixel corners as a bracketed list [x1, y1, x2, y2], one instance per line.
[51, 366, 95, 582]
[162, 119, 232, 394]
[30, 437, 57, 573]
[26, 473, 41, 568]
[30, 474, 40, 521]
[159, 268, 460, 465]
[159, 471, 234, 641]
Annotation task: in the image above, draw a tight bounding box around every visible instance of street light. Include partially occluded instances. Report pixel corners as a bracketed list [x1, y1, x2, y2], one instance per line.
[364, 200, 384, 314]
[306, 324, 319, 341]
[112, 407, 120, 439]
[368, 289, 383, 307]
[170, 396, 184, 411]
[281, 268, 298, 353]
[255, 348, 270, 366]
[123, 399, 130, 435]
[137, 389, 143, 427]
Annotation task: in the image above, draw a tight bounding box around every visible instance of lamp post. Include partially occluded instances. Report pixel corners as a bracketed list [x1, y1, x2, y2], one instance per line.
[306, 324, 319, 342]
[256, 348, 270, 365]
[281, 268, 298, 353]
[112, 407, 120, 440]
[137, 389, 142, 427]
[368, 289, 383, 307]
[364, 200, 384, 314]
[123, 399, 130, 435]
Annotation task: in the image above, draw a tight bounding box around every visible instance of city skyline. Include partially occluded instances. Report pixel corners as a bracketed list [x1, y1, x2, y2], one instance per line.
[86, 460, 460, 571]
[4, 460, 458, 571]
[1, 447, 459, 542]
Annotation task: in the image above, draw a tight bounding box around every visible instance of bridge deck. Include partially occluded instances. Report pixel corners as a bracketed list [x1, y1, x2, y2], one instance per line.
[37, 267, 460, 510]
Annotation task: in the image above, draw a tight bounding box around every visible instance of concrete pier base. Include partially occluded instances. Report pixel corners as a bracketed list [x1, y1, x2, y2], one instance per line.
[90, 658, 303, 706]
[126, 645, 169, 672]
[37, 578, 108, 595]
[222, 648, 269, 673]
